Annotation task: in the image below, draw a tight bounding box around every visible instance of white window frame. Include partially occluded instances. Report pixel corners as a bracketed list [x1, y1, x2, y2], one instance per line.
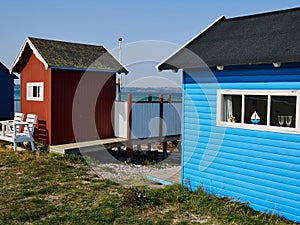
[26, 82, 44, 101]
[216, 90, 300, 134]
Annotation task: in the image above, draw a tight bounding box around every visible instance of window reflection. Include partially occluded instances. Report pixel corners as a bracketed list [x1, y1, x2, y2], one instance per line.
[271, 96, 296, 128]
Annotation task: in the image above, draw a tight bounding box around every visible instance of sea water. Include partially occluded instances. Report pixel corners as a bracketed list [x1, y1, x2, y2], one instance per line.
[14, 85, 20, 112]
[14, 85, 182, 112]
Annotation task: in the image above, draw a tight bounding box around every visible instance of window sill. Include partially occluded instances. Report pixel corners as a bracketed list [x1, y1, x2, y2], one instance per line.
[217, 121, 299, 134]
[26, 98, 44, 102]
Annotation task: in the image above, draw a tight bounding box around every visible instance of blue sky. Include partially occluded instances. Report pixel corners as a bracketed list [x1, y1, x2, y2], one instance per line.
[1, 0, 299, 86]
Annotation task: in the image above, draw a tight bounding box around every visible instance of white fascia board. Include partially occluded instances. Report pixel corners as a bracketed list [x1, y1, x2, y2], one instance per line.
[27, 38, 49, 70]
[10, 37, 49, 73]
[156, 15, 225, 72]
[10, 38, 27, 73]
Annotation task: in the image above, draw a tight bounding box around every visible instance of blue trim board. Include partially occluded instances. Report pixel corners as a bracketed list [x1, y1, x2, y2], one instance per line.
[146, 175, 174, 185]
[184, 64, 300, 83]
[50, 66, 118, 73]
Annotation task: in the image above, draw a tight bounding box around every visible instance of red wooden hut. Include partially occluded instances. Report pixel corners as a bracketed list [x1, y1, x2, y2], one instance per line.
[11, 37, 127, 145]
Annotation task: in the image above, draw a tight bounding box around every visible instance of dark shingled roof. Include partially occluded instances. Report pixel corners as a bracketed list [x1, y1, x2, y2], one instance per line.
[12, 37, 128, 74]
[158, 7, 300, 71]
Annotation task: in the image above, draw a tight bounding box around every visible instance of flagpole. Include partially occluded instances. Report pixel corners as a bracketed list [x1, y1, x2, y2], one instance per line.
[117, 37, 123, 101]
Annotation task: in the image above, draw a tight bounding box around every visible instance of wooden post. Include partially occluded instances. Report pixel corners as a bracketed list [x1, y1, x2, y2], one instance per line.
[148, 95, 152, 102]
[159, 94, 163, 143]
[117, 77, 121, 101]
[126, 94, 132, 159]
[163, 142, 168, 159]
[137, 144, 141, 152]
[147, 143, 151, 152]
[117, 146, 121, 156]
[167, 94, 171, 102]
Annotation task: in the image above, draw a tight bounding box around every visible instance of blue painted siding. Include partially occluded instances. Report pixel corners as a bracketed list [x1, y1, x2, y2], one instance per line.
[0, 66, 14, 120]
[182, 64, 300, 222]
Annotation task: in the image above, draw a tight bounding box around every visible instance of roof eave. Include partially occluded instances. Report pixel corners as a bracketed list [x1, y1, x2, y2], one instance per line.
[208, 59, 300, 69]
[102, 46, 129, 75]
[156, 15, 225, 72]
[49, 65, 124, 73]
[12, 73, 19, 79]
[0, 62, 19, 79]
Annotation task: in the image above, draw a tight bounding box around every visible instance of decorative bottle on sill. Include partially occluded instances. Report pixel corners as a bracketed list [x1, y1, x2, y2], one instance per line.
[251, 111, 261, 124]
[227, 116, 236, 123]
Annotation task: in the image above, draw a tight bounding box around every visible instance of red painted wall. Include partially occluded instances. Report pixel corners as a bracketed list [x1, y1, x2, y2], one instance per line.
[50, 70, 116, 145]
[21, 53, 116, 145]
[20, 53, 51, 144]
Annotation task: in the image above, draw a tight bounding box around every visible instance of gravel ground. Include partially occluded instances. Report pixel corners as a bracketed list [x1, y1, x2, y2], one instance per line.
[84, 142, 181, 186]
[88, 162, 180, 187]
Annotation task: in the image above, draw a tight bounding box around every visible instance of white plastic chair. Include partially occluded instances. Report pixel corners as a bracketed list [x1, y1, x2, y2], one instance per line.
[0, 114, 38, 152]
[8, 112, 25, 133]
[0, 112, 25, 135]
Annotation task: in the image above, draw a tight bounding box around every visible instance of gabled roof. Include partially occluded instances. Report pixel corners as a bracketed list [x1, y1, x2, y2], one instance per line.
[11, 37, 128, 74]
[157, 7, 300, 71]
[0, 62, 18, 79]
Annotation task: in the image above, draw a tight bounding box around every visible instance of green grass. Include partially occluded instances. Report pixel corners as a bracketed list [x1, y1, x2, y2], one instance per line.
[0, 144, 298, 225]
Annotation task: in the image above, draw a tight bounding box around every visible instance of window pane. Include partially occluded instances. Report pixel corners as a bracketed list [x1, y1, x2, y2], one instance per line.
[271, 96, 296, 128]
[244, 95, 267, 125]
[37, 86, 40, 97]
[33, 86, 37, 97]
[223, 95, 242, 123]
[28, 86, 33, 98]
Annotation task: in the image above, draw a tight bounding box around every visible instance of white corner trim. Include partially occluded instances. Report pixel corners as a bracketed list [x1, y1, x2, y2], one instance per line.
[10, 38, 27, 73]
[10, 37, 49, 73]
[27, 38, 48, 70]
[216, 90, 223, 127]
[156, 15, 225, 72]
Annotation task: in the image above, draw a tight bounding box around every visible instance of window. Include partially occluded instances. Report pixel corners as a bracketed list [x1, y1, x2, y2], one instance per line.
[217, 90, 299, 133]
[26, 82, 44, 101]
[223, 95, 242, 123]
[244, 95, 268, 125]
[270, 96, 296, 128]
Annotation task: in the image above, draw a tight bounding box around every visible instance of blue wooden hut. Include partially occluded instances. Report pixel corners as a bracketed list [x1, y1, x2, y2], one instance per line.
[0, 62, 17, 120]
[158, 7, 300, 222]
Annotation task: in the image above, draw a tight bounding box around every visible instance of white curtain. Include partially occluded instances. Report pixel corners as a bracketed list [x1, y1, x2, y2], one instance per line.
[27, 85, 33, 98]
[224, 96, 233, 122]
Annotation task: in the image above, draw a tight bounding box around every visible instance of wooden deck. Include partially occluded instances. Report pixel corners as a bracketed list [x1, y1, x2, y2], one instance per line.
[49, 137, 126, 154]
[50, 136, 182, 187]
[49, 135, 181, 155]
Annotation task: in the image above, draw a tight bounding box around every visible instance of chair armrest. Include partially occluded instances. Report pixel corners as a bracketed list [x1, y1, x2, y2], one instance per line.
[13, 122, 29, 126]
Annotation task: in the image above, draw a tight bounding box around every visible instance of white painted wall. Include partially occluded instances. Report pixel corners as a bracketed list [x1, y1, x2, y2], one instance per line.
[163, 102, 182, 136]
[114, 101, 127, 138]
[114, 101, 181, 139]
[131, 102, 160, 139]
